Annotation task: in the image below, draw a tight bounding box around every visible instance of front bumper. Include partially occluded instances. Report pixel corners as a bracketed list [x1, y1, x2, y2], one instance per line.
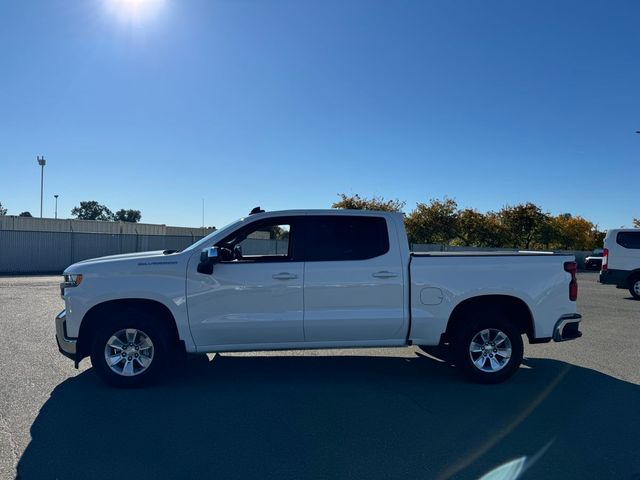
[55, 309, 78, 361]
[553, 313, 582, 342]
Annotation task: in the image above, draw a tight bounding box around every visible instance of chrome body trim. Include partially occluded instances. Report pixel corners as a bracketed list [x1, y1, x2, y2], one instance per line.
[55, 309, 77, 355]
[553, 313, 582, 342]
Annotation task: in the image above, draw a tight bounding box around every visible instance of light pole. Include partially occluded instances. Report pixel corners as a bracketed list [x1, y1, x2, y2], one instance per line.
[37, 156, 46, 218]
[54, 194, 59, 219]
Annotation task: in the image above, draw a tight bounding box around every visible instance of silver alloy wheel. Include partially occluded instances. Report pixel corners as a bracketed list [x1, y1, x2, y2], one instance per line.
[468, 328, 512, 373]
[104, 328, 154, 377]
[634, 280, 640, 296]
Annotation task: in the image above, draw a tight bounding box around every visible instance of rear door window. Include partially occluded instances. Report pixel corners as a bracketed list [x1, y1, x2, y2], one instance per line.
[616, 232, 640, 249]
[303, 216, 389, 261]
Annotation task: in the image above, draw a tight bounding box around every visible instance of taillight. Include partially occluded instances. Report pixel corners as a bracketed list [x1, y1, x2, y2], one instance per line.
[564, 261, 578, 301]
[601, 248, 608, 271]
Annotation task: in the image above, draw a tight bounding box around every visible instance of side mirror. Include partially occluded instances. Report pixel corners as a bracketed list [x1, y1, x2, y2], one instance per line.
[197, 247, 221, 274]
[200, 246, 222, 264]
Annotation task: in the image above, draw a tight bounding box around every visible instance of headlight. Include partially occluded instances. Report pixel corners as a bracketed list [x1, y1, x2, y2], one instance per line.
[63, 273, 83, 287]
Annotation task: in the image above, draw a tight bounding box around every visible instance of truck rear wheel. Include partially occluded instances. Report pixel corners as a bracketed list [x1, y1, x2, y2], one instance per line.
[90, 310, 171, 388]
[629, 277, 640, 300]
[453, 315, 523, 384]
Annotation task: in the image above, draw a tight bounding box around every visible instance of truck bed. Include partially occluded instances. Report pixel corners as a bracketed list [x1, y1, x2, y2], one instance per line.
[408, 251, 576, 345]
[411, 251, 567, 257]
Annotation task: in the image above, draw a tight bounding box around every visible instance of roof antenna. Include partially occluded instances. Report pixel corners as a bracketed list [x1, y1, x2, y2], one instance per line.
[249, 206, 265, 215]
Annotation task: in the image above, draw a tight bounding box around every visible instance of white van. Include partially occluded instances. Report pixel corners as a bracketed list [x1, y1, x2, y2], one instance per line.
[600, 229, 640, 299]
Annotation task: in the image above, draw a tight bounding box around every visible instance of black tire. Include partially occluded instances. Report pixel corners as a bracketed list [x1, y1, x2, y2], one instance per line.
[629, 277, 640, 300]
[90, 309, 172, 388]
[452, 314, 524, 384]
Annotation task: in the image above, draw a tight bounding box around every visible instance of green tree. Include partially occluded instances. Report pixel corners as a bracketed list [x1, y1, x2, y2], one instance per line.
[18, 211, 32, 217]
[634, 218, 640, 228]
[269, 225, 290, 240]
[482, 212, 512, 248]
[71, 201, 114, 221]
[332, 193, 405, 212]
[536, 216, 560, 249]
[590, 228, 606, 249]
[497, 203, 549, 249]
[405, 198, 459, 244]
[550, 215, 599, 250]
[454, 208, 502, 247]
[0, 202, 7, 215]
[114, 209, 142, 223]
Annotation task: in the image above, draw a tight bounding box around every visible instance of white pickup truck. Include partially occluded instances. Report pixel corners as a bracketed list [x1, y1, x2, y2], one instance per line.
[56, 209, 582, 387]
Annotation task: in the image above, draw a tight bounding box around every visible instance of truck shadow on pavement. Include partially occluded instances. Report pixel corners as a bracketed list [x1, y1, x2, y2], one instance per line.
[17, 354, 640, 480]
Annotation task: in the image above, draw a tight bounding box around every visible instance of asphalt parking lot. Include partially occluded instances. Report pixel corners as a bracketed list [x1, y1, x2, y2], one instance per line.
[1, 272, 639, 480]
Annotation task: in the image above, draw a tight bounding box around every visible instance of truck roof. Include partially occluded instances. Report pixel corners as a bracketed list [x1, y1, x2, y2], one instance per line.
[244, 209, 404, 219]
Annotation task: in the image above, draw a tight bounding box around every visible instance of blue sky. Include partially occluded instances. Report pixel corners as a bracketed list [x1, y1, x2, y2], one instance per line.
[1, 0, 638, 229]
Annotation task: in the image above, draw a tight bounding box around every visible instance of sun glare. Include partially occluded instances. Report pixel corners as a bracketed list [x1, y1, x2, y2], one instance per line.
[105, 0, 166, 24]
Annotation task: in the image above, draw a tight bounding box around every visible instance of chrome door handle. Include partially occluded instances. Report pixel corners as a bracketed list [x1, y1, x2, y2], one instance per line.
[372, 271, 398, 279]
[272, 272, 298, 280]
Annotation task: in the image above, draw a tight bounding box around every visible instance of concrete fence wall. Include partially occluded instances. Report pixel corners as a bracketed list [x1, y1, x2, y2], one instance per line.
[0, 215, 214, 236]
[240, 238, 290, 256]
[0, 230, 206, 274]
[0, 217, 216, 274]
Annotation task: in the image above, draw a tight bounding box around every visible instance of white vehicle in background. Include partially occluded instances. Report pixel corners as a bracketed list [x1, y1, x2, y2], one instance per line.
[55, 209, 582, 388]
[600, 229, 640, 299]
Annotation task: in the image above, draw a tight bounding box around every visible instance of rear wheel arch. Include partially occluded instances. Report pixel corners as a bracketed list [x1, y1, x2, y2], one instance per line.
[444, 295, 535, 343]
[77, 299, 180, 361]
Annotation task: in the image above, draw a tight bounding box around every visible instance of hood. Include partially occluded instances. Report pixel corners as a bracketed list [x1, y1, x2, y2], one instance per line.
[65, 250, 169, 272]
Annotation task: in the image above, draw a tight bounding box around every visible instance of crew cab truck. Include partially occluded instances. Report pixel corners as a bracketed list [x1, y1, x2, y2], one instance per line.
[56, 209, 582, 387]
[599, 228, 640, 299]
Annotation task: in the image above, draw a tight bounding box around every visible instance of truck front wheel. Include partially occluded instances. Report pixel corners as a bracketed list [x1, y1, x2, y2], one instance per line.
[453, 316, 524, 384]
[90, 310, 171, 388]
